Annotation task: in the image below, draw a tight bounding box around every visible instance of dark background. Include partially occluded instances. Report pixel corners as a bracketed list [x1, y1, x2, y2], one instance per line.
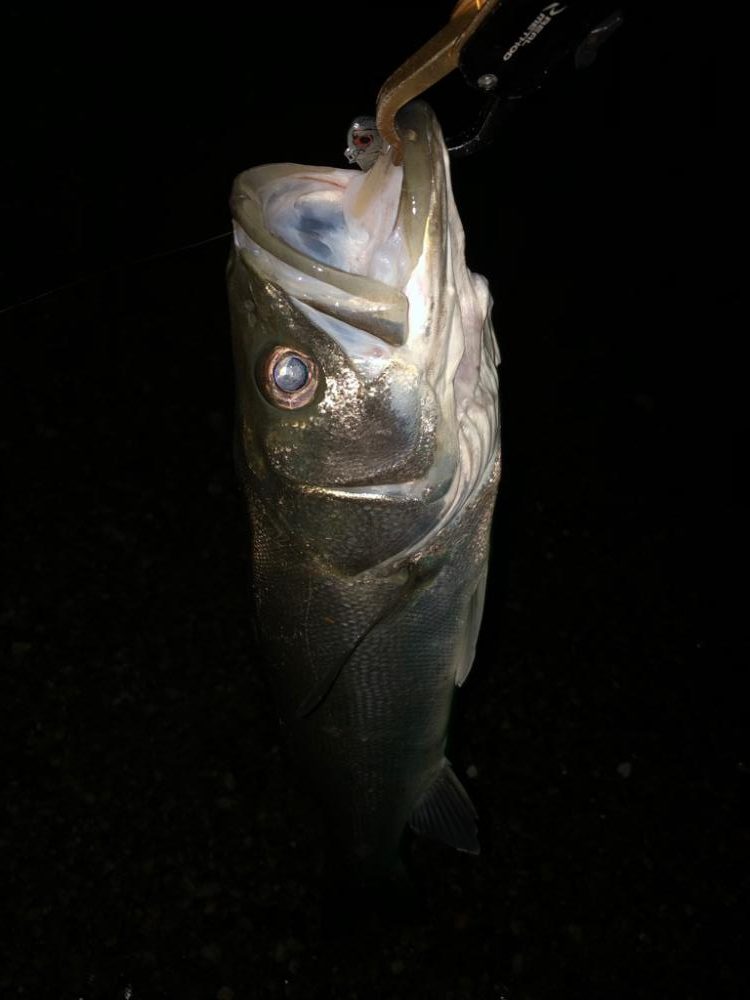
[1, 3, 740, 999]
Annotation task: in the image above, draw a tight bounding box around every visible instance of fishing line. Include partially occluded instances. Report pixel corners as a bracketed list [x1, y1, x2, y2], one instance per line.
[0, 230, 232, 317]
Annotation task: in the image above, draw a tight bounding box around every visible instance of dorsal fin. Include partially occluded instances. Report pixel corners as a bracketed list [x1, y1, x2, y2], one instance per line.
[409, 760, 479, 854]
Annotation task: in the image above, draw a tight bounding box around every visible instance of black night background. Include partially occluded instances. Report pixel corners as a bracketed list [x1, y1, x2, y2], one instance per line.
[1, 3, 740, 999]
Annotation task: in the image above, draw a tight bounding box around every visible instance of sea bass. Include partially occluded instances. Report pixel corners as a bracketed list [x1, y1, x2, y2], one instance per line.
[228, 102, 500, 876]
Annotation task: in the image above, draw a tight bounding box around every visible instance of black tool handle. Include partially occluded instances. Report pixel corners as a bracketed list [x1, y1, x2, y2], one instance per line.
[459, 0, 622, 99]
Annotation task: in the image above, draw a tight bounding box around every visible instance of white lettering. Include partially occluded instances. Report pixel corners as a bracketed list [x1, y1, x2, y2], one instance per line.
[503, 3, 568, 62]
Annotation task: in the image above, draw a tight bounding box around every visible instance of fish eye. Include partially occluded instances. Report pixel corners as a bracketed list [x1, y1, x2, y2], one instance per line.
[260, 346, 318, 409]
[274, 354, 308, 392]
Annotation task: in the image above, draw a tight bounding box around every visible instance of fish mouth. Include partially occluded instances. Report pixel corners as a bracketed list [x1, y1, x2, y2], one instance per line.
[231, 102, 450, 361]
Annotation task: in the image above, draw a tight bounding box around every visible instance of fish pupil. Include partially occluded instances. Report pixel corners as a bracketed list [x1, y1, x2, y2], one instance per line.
[273, 354, 308, 392]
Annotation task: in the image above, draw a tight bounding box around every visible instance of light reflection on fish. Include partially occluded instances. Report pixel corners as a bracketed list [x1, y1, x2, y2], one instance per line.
[228, 102, 500, 878]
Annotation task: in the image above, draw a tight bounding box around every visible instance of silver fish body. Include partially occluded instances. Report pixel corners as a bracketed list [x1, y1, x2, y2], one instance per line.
[228, 103, 500, 872]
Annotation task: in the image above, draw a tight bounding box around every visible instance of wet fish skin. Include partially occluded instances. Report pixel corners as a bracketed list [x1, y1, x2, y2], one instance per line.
[228, 102, 500, 873]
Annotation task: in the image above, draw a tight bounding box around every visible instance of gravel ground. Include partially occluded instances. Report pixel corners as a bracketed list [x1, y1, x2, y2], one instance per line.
[2, 6, 739, 998]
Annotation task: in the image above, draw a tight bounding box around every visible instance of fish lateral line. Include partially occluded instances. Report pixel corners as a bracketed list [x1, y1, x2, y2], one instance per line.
[294, 562, 441, 720]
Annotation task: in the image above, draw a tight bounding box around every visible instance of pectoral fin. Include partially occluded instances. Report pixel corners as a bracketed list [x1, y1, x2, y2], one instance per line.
[408, 760, 479, 854]
[455, 564, 488, 687]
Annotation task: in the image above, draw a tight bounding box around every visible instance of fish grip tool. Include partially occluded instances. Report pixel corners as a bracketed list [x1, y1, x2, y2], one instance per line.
[376, 0, 623, 161]
[375, 0, 501, 163]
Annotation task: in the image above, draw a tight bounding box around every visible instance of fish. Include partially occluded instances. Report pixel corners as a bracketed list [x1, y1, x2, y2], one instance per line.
[227, 101, 500, 881]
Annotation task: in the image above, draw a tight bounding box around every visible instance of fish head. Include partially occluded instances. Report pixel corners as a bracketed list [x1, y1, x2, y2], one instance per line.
[229, 102, 500, 574]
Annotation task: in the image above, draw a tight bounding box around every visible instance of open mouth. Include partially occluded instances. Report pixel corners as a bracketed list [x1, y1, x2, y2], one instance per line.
[254, 104, 437, 290]
[230, 104, 445, 354]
